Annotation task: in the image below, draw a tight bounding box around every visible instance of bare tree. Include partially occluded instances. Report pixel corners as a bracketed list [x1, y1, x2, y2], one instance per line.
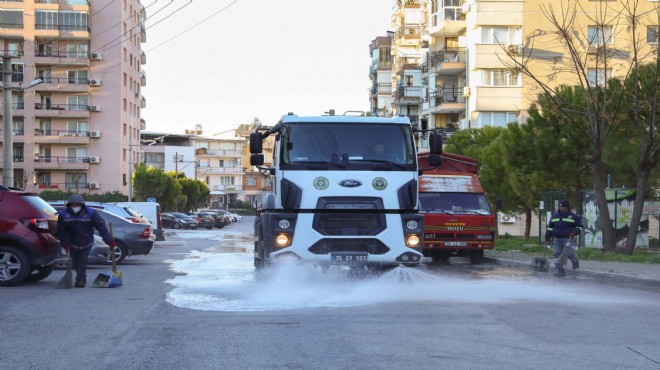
[499, 0, 659, 252]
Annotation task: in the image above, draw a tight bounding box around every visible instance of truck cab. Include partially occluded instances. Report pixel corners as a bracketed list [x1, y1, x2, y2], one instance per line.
[250, 113, 441, 269]
[418, 153, 496, 264]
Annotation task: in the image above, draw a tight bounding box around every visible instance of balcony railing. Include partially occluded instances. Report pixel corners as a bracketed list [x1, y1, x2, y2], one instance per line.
[0, 1, 24, 3]
[371, 83, 393, 95]
[0, 129, 24, 136]
[34, 155, 90, 163]
[65, 182, 89, 189]
[38, 77, 90, 85]
[397, 85, 423, 99]
[144, 161, 164, 169]
[35, 103, 89, 111]
[35, 24, 90, 31]
[35, 51, 90, 59]
[423, 88, 466, 106]
[0, 23, 23, 29]
[211, 184, 244, 191]
[36, 0, 90, 4]
[34, 129, 89, 136]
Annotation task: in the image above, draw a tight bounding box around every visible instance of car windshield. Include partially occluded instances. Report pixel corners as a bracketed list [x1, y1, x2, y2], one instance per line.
[23, 195, 58, 216]
[418, 192, 492, 215]
[172, 212, 192, 219]
[280, 122, 416, 169]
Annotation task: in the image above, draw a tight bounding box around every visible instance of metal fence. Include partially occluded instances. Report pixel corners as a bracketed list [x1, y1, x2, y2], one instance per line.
[539, 189, 660, 250]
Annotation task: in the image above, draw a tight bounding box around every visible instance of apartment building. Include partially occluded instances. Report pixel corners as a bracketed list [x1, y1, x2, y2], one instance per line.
[192, 134, 244, 209]
[388, 0, 659, 138]
[0, 0, 146, 193]
[368, 33, 394, 117]
[391, 0, 424, 132]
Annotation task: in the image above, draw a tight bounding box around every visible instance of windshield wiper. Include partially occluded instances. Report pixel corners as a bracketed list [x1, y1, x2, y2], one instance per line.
[352, 159, 407, 170]
[294, 161, 347, 169]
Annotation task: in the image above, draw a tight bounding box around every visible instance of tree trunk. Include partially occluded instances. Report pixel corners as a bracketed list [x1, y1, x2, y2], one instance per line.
[591, 153, 617, 251]
[624, 164, 651, 255]
[524, 207, 532, 241]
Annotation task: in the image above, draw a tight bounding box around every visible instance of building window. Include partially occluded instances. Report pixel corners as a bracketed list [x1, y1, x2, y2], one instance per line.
[247, 177, 257, 186]
[67, 121, 88, 135]
[481, 69, 520, 86]
[481, 26, 521, 44]
[67, 95, 88, 110]
[36, 41, 53, 57]
[59, 11, 88, 31]
[66, 42, 88, 58]
[65, 173, 88, 189]
[587, 68, 612, 86]
[37, 173, 52, 187]
[12, 119, 24, 136]
[588, 25, 614, 45]
[35, 11, 58, 30]
[11, 63, 23, 83]
[67, 147, 88, 163]
[647, 25, 659, 44]
[0, 10, 24, 29]
[68, 70, 88, 84]
[477, 112, 519, 128]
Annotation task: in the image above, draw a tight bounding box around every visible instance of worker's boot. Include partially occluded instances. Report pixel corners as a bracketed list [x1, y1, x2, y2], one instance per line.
[553, 263, 566, 278]
[570, 256, 579, 270]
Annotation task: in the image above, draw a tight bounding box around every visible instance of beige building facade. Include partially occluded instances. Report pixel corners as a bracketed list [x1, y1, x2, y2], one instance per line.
[0, 0, 146, 194]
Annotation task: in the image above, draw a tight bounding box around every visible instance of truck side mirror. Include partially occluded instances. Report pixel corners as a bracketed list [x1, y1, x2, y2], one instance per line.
[428, 154, 441, 166]
[429, 133, 443, 155]
[250, 154, 264, 166]
[250, 132, 263, 154]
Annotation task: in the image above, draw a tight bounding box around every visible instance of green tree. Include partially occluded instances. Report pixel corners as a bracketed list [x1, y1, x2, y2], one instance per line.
[133, 164, 181, 210]
[177, 177, 210, 212]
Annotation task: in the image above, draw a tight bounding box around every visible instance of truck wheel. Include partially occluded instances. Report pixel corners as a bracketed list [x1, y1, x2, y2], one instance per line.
[0, 246, 30, 287]
[431, 253, 450, 263]
[469, 250, 484, 264]
[254, 221, 265, 269]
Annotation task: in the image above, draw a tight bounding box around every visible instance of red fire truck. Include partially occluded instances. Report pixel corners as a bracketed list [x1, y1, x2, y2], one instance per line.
[418, 152, 496, 263]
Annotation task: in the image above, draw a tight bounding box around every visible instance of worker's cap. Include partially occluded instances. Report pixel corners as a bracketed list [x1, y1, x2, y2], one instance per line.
[559, 199, 570, 208]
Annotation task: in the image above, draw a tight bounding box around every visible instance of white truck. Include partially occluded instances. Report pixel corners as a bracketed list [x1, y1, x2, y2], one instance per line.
[249, 113, 441, 269]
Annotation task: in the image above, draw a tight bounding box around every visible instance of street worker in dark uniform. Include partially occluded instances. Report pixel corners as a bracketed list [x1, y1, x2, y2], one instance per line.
[545, 199, 583, 277]
[57, 194, 116, 288]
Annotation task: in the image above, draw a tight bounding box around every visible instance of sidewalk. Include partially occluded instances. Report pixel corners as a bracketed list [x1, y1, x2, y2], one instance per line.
[485, 250, 660, 290]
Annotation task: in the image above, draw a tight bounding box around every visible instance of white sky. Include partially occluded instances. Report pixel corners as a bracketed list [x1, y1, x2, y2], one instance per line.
[141, 0, 394, 135]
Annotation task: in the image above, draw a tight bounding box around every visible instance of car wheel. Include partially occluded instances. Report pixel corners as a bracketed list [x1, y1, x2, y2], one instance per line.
[24, 265, 54, 282]
[0, 246, 31, 287]
[107, 243, 128, 264]
[206, 226, 213, 230]
[173, 222, 181, 229]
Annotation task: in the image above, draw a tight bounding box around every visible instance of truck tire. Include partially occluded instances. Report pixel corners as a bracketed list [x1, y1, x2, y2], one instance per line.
[469, 250, 484, 264]
[0, 245, 31, 287]
[254, 221, 265, 269]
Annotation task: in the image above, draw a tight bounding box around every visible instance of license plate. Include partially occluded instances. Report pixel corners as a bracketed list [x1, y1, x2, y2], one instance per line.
[331, 253, 368, 263]
[445, 241, 467, 247]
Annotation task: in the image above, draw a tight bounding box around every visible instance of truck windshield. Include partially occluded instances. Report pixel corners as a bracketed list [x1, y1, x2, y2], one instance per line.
[419, 192, 492, 215]
[281, 123, 415, 169]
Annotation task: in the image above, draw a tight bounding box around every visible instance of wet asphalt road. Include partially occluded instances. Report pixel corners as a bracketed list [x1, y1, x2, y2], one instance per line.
[2, 216, 660, 370]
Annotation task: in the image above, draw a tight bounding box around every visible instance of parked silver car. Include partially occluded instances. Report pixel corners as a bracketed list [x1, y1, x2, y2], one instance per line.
[50, 204, 155, 264]
[48, 201, 149, 224]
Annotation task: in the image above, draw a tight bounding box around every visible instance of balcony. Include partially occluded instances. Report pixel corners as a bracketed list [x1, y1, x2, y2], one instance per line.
[197, 166, 243, 175]
[34, 51, 90, 67]
[423, 88, 466, 114]
[370, 83, 393, 96]
[424, 50, 466, 76]
[211, 184, 244, 192]
[429, 6, 466, 36]
[34, 103, 90, 118]
[144, 161, 164, 170]
[33, 155, 91, 170]
[34, 77, 90, 92]
[396, 85, 422, 102]
[33, 129, 90, 144]
[196, 149, 243, 157]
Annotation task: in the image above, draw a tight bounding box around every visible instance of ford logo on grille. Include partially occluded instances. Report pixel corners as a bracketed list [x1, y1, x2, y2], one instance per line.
[339, 179, 362, 188]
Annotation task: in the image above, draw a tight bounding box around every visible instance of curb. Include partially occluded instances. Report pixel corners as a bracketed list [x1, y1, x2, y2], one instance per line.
[485, 257, 660, 291]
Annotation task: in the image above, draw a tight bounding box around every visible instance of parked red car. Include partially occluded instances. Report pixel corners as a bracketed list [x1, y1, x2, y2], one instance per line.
[0, 185, 66, 286]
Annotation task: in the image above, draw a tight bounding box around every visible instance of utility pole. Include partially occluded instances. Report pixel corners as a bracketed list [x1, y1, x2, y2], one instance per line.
[2, 55, 13, 187]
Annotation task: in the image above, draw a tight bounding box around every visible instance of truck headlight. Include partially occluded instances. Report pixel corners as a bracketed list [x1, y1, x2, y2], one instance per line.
[275, 233, 291, 247]
[406, 234, 420, 248]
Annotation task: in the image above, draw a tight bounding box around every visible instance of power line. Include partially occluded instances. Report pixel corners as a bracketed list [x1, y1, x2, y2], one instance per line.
[147, 0, 237, 52]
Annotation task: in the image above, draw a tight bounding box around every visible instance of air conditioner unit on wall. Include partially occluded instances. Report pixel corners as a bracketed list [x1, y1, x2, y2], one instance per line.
[90, 130, 101, 138]
[89, 105, 101, 112]
[507, 44, 522, 55]
[89, 156, 101, 164]
[89, 79, 102, 86]
[500, 213, 516, 224]
[89, 181, 100, 189]
[90, 53, 102, 61]
[463, 87, 471, 97]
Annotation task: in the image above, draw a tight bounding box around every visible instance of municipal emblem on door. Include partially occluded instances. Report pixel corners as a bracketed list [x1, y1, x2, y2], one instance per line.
[372, 177, 387, 191]
[313, 176, 329, 190]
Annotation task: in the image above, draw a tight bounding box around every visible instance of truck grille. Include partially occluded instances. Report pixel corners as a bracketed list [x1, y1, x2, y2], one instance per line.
[314, 212, 384, 236]
[308, 239, 389, 255]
